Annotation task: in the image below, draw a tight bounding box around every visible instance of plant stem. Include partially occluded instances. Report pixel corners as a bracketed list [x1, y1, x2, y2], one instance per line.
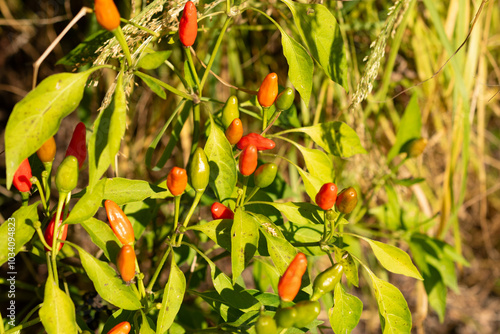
[113, 26, 133, 66]
[50, 195, 66, 283]
[262, 107, 269, 131]
[191, 104, 201, 154]
[134, 71, 194, 100]
[34, 223, 52, 251]
[176, 191, 204, 247]
[4, 317, 40, 334]
[21, 192, 29, 206]
[185, 47, 201, 89]
[199, 17, 233, 92]
[171, 195, 182, 245]
[146, 246, 171, 292]
[120, 18, 160, 37]
[134, 258, 146, 300]
[243, 186, 260, 204]
[31, 177, 47, 212]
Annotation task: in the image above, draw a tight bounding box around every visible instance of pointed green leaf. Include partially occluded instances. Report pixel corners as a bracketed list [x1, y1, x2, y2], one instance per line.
[157, 256, 186, 333]
[329, 283, 363, 334]
[40, 274, 77, 334]
[260, 225, 297, 275]
[65, 179, 105, 225]
[80, 218, 121, 261]
[231, 209, 259, 283]
[5, 67, 104, 188]
[281, 0, 348, 91]
[138, 50, 172, 70]
[103, 178, 169, 204]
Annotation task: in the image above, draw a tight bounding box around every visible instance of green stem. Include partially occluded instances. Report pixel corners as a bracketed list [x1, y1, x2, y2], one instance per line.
[262, 107, 269, 131]
[134, 71, 194, 100]
[171, 195, 182, 245]
[176, 191, 204, 247]
[199, 17, 233, 92]
[192, 103, 201, 155]
[262, 110, 281, 135]
[120, 18, 160, 37]
[31, 177, 47, 212]
[4, 317, 40, 334]
[146, 246, 171, 292]
[42, 162, 52, 211]
[20, 192, 29, 206]
[134, 258, 146, 300]
[50, 195, 66, 283]
[113, 26, 133, 66]
[185, 47, 201, 90]
[243, 186, 260, 204]
[34, 222, 52, 251]
[239, 176, 249, 206]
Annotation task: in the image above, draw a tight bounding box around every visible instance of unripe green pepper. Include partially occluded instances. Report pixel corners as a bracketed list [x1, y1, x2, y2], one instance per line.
[189, 147, 210, 192]
[221, 95, 239, 129]
[55, 156, 79, 194]
[310, 263, 344, 301]
[255, 314, 277, 334]
[404, 137, 427, 158]
[274, 307, 297, 328]
[275, 88, 295, 111]
[292, 300, 321, 328]
[254, 163, 277, 188]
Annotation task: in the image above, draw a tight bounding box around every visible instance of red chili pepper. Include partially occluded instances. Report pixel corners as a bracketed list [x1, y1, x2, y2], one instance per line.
[315, 183, 338, 210]
[278, 252, 308, 302]
[257, 73, 278, 108]
[179, 1, 198, 47]
[43, 213, 69, 252]
[236, 133, 275, 151]
[94, 0, 121, 32]
[65, 122, 87, 169]
[167, 167, 188, 196]
[107, 321, 131, 334]
[117, 244, 136, 282]
[211, 202, 234, 220]
[13, 158, 32, 193]
[225, 118, 243, 145]
[239, 145, 258, 176]
[105, 200, 135, 245]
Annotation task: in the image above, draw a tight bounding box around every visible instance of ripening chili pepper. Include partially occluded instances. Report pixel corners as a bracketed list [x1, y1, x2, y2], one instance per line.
[335, 187, 358, 214]
[107, 321, 131, 334]
[278, 252, 307, 302]
[274, 307, 297, 329]
[211, 202, 234, 220]
[117, 244, 136, 282]
[221, 95, 239, 129]
[55, 156, 79, 194]
[94, 0, 121, 32]
[105, 200, 135, 245]
[254, 163, 277, 188]
[189, 147, 210, 192]
[310, 263, 344, 301]
[43, 213, 68, 252]
[37, 137, 56, 163]
[404, 137, 427, 158]
[292, 300, 321, 327]
[255, 314, 277, 334]
[315, 183, 338, 211]
[179, 1, 198, 47]
[257, 73, 278, 108]
[237, 133, 275, 151]
[239, 145, 258, 176]
[225, 118, 243, 145]
[167, 167, 188, 196]
[275, 88, 295, 111]
[65, 122, 87, 169]
[13, 158, 32, 193]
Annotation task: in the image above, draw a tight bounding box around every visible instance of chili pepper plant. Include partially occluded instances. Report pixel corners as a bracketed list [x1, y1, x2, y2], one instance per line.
[1, 0, 469, 333]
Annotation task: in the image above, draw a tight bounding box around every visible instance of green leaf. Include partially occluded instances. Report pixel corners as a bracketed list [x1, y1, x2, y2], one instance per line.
[367, 271, 412, 334]
[334, 248, 359, 287]
[104, 177, 169, 205]
[65, 179, 105, 225]
[231, 209, 259, 283]
[257, 201, 324, 226]
[329, 283, 362, 334]
[205, 123, 237, 202]
[188, 219, 232, 252]
[124, 199, 156, 240]
[135, 71, 167, 99]
[294, 143, 333, 183]
[80, 218, 121, 261]
[281, 0, 348, 91]
[359, 236, 423, 280]
[138, 50, 172, 70]
[74, 244, 142, 310]
[387, 94, 422, 162]
[259, 225, 297, 275]
[5, 67, 104, 188]
[40, 274, 77, 334]
[88, 72, 127, 190]
[280, 29, 314, 105]
[279, 122, 366, 158]
[157, 255, 186, 333]
[140, 312, 156, 334]
[393, 177, 425, 187]
[0, 202, 39, 266]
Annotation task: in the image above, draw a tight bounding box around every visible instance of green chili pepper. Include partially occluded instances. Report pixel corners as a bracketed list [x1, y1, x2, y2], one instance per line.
[255, 314, 277, 334]
[275, 88, 295, 111]
[55, 155, 79, 194]
[274, 307, 297, 328]
[189, 147, 210, 192]
[292, 300, 321, 328]
[254, 163, 278, 188]
[310, 263, 344, 301]
[221, 95, 239, 129]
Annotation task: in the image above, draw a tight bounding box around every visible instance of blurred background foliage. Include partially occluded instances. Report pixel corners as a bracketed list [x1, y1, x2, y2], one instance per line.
[0, 0, 499, 333]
